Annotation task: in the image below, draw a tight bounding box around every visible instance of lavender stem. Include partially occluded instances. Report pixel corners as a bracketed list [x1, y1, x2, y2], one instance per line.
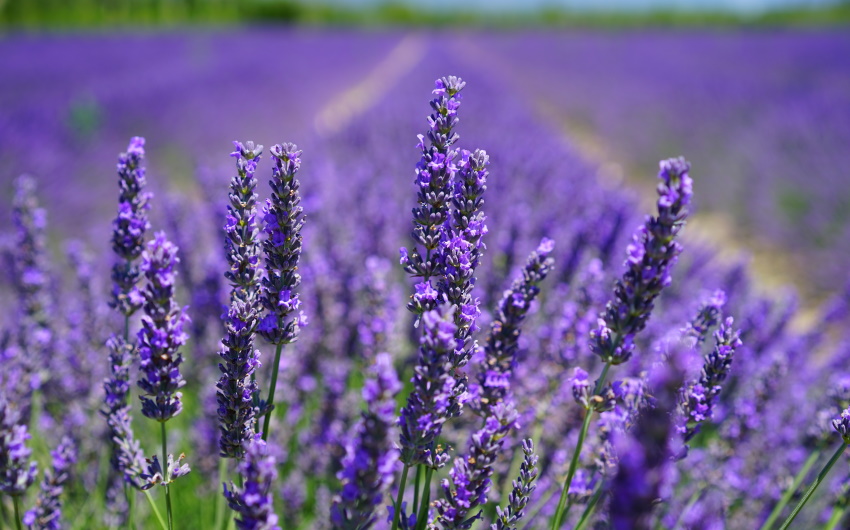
[551, 361, 612, 529]
[779, 442, 847, 530]
[759, 445, 824, 530]
[260, 342, 284, 442]
[415, 466, 433, 530]
[143, 490, 167, 530]
[825, 505, 848, 529]
[391, 463, 410, 530]
[214, 458, 227, 530]
[162, 422, 173, 530]
[13, 496, 22, 530]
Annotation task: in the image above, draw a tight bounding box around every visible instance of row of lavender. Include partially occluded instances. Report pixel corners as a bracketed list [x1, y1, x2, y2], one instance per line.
[2, 45, 850, 530]
[467, 30, 850, 292]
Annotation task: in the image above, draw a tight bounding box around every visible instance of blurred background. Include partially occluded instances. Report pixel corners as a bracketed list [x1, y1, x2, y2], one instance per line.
[1, 0, 849, 301]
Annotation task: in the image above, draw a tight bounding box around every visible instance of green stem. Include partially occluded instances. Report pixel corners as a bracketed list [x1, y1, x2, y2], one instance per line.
[574, 481, 606, 530]
[391, 463, 410, 530]
[413, 465, 422, 517]
[214, 458, 228, 530]
[13, 496, 23, 530]
[825, 504, 848, 530]
[261, 342, 285, 441]
[779, 441, 847, 530]
[551, 362, 612, 530]
[760, 445, 823, 530]
[144, 490, 168, 530]
[162, 422, 174, 530]
[416, 467, 433, 530]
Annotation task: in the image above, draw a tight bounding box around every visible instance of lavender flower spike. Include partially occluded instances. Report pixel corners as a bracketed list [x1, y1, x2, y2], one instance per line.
[476, 239, 555, 416]
[137, 232, 189, 422]
[101, 336, 146, 488]
[401, 76, 466, 319]
[258, 142, 305, 346]
[110, 136, 151, 317]
[678, 317, 742, 447]
[0, 396, 38, 497]
[492, 439, 539, 530]
[433, 401, 519, 529]
[331, 353, 401, 529]
[224, 435, 281, 530]
[398, 307, 460, 469]
[591, 157, 693, 365]
[23, 436, 76, 530]
[218, 140, 263, 459]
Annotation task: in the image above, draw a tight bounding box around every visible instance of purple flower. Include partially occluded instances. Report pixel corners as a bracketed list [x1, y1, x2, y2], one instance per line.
[224, 435, 281, 530]
[259, 143, 305, 346]
[433, 402, 519, 529]
[218, 141, 264, 458]
[398, 307, 462, 469]
[833, 408, 850, 443]
[402, 77, 467, 320]
[23, 436, 76, 530]
[475, 240, 555, 417]
[137, 232, 189, 422]
[0, 396, 38, 497]
[331, 353, 401, 528]
[591, 157, 693, 365]
[110, 137, 152, 317]
[491, 439, 538, 530]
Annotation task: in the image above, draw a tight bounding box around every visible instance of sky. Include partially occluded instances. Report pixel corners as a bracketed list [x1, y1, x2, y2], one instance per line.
[326, 0, 839, 14]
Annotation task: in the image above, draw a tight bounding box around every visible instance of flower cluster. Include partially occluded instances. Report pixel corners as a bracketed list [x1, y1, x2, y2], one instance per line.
[400, 76, 467, 318]
[110, 136, 151, 316]
[224, 435, 281, 530]
[258, 143, 305, 345]
[218, 140, 264, 459]
[0, 396, 38, 497]
[491, 439, 539, 530]
[331, 353, 401, 529]
[23, 436, 76, 530]
[137, 232, 190, 422]
[398, 307, 460, 469]
[590, 157, 693, 365]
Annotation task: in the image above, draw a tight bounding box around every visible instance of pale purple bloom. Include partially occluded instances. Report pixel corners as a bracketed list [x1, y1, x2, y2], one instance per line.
[0, 396, 38, 497]
[24, 436, 76, 530]
[224, 435, 281, 530]
[491, 439, 538, 530]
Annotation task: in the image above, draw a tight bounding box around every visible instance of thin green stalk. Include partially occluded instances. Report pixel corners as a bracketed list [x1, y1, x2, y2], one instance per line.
[392, 463, 410, 530]
[162, 422, 174, 530]
[760, 445, 823, 530]
[13, 496, 23, 530]
[825, 504, 848, 530]
[413, 464, 423, 517]
[144, 490, 168, 530]
[779, 441, 847, 530]
[416, 467, 434, 530]
[523, 487, 557, 529]
[551, 361, 611, 530]
[214, 458, 228, 530]
[261, 342, 285, 441]
[575, 481, 606, 530]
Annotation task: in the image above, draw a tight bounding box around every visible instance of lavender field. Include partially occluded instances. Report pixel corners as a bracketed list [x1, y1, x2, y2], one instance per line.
[2, 29, 850, 530]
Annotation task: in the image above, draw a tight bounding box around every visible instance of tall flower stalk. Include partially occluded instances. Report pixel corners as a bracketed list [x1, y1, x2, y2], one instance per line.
[0, 396, 38, 530]
[224, 435, 281, 530]
[137, 232, 191, 530]
[23, 437, 76, 530]
[257, 143, 306, 442]
[551, 157, 693, 529]
[218, 141, 263, 459]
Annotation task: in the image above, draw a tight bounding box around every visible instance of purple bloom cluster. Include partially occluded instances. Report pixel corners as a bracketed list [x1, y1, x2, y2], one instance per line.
[476, 238, 555, 415]
[258, 143, 305, 345]
[217, 141, 264, 459]
[433, 402, 519, 529]
[492, 439, 539, 530]
[23, 436, 76, 530]
[398, 307, 460, 468]
[591, 157, 693, 365]
[679, 317, 743, 446]
[400, 76, 466, 318]
[0, 396, 38, 497]
[101, 336, 146, 488]
[331, 353, 401, 529]
[137, 232, 190, 422]
[224, 435, 281, 530]
[110, 136, 151, 317]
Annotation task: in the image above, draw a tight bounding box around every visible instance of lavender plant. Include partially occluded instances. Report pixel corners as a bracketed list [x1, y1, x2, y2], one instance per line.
[223, 435, 281, 530]
[23, 437, 76, 530]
